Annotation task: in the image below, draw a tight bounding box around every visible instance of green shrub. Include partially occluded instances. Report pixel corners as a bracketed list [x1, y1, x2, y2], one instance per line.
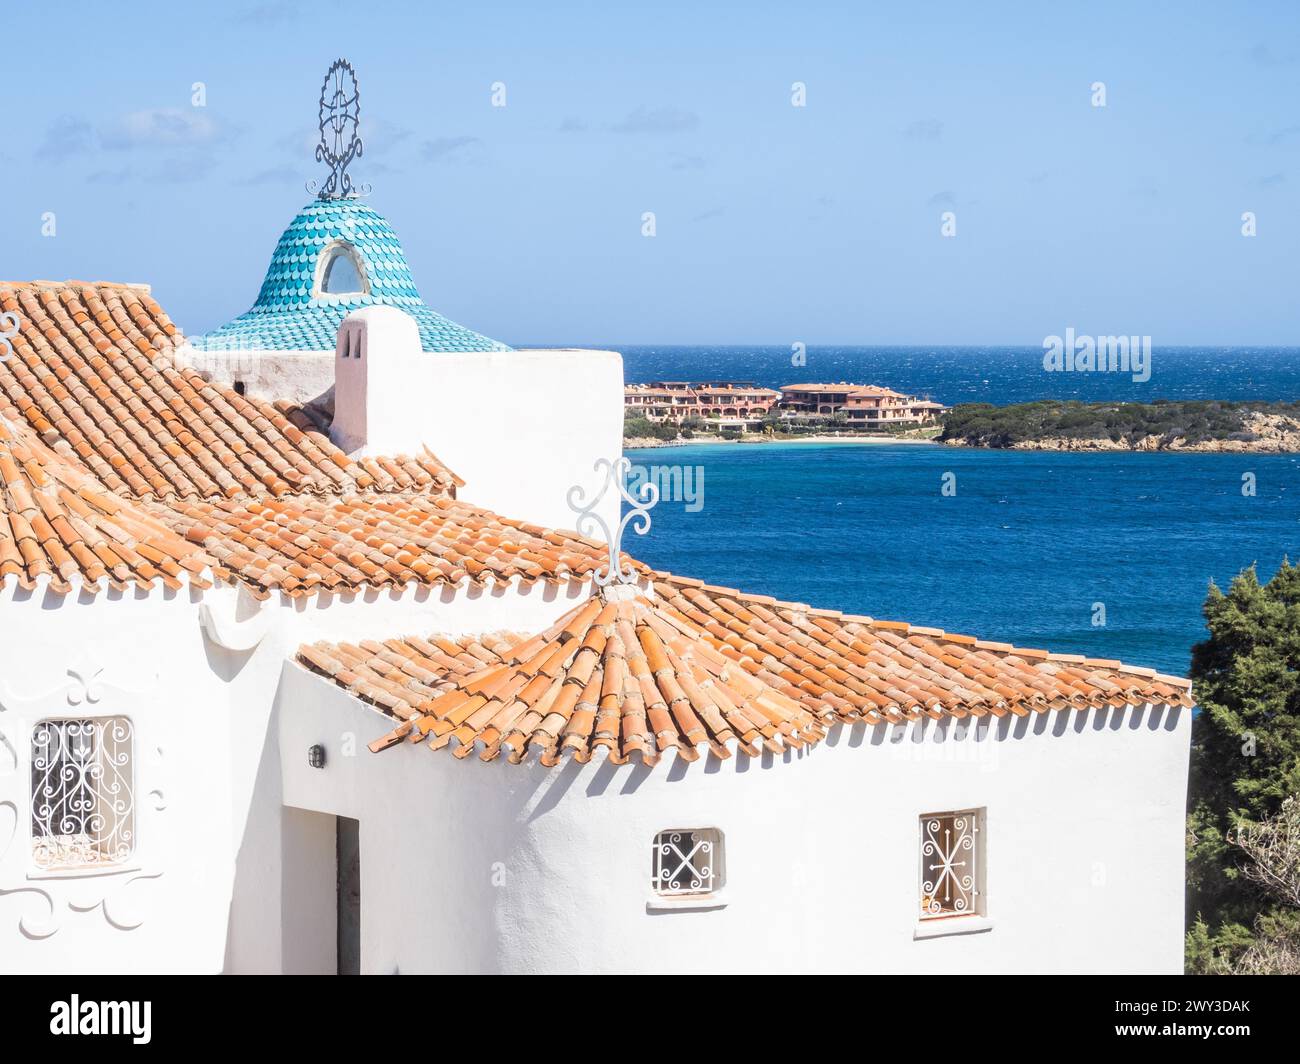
[939, 399, 1300, 447]
[623, 416, 678, 441]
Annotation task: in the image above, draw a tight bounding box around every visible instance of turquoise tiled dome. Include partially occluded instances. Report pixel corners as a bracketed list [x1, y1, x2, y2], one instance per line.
[191, 199, 509, 353]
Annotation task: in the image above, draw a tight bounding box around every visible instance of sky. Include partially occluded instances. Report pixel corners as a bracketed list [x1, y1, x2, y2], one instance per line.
[3, 1, 1298, 346]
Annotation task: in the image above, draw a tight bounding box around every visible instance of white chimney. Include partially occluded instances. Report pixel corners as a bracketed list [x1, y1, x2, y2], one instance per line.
[330, 306, 424, 455]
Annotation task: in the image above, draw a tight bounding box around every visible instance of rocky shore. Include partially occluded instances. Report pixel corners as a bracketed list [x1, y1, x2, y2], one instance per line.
[944, 411, 1300, 453]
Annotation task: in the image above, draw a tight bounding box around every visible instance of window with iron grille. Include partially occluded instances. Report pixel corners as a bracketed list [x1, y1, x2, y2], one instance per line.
[919, 808, 984, 919]
[651, 828, 723, 896]
[30, 717, 135, 869]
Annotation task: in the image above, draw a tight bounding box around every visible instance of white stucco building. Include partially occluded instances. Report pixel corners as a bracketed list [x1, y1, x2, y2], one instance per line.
[0, 81, 1194, 973]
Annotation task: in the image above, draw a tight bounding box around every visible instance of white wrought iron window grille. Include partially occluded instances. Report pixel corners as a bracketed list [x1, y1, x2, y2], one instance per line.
[919, 809, 984, 919]
[651, 828, 724, 896]
[30, 717, 135, 869]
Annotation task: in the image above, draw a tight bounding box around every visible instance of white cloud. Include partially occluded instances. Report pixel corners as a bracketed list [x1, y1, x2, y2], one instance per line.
[421, 136, 482, 163]
[101, 108, 224, 150]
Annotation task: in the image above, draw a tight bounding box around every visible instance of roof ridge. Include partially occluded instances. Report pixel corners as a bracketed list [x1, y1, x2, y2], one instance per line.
[303, 587, 826, 766]
[0, 280, 152, 292]
[647, 568, 1191, 691]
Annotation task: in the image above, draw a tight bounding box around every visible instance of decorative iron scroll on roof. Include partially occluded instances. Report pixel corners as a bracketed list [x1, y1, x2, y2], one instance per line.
[307, 58, 370, 200]
[567, 457, 659, 587]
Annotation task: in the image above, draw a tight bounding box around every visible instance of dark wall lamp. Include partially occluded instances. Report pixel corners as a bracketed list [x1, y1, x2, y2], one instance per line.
[308, 744, 326, 769]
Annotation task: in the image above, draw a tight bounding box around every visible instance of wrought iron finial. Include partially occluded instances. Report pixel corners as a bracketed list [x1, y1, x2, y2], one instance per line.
[307, 58, 369, 200]
[567, 457, 658, 587]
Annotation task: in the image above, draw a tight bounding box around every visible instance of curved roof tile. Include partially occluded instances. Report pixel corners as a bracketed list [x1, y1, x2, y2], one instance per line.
[302, 586, 826, 766]
[650, 574, 1194, 721]
[296, 576, 1194, 768]
[0, 416, 215, 593]
[155, 493, 619, 598]
[0, 281, 461, 502]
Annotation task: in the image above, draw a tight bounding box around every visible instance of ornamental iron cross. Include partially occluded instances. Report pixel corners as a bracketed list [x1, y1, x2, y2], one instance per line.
[308, 59, 367, 200]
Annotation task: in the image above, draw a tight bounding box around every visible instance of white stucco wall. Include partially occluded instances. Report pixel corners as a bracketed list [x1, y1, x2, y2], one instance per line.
[181, 323, 625, 535]
[0, 585, 234, 974]
[279, 663, 1193, 975]
[0, 572, 1194, 975]
[414, 347, 624, 532]
[328, 311, 624, 532]
[0, 574, 602, 975]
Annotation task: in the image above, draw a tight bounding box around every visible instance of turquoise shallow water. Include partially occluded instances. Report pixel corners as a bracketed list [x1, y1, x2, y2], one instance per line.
[624, 442, 1300, 678]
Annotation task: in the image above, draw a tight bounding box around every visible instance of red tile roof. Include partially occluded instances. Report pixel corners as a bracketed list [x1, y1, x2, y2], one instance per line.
[651, 575, 1193, 722]
[0, 416, 215, 593]
[153, 493, 625, 598]
[296, 578, 1194, 766]
[300, 586, 825, 765]
[0, 282, 460, 501]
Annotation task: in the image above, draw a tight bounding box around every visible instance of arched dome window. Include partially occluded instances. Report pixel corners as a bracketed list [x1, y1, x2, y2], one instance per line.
[314, 241, 369, 298]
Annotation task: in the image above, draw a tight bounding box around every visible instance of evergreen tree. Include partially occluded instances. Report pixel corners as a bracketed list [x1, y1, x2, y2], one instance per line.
[1187, 561, 1300, 965]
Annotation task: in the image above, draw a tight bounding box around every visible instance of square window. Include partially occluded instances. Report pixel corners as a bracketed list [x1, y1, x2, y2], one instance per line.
[31, 717, 135, 869]
[919, 808, 984, 919]
[651, 828, 724, 896]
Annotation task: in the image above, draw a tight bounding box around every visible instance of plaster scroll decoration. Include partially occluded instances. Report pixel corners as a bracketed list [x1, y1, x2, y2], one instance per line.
[0, 652, 136, 712]
[65, 658, 104, 706]
[0, 717, 15, 777]
[0, 800, 15, 863]
[68, 871, 163, 931]
[0, 885, 57, 939]
[0, 652, 167, 938]
[146, 738, 167, 813]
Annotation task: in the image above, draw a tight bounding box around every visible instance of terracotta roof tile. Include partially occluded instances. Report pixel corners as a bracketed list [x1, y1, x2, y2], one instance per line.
[152, 493, 632, 598]
[650, 575, 1194, 720]
[300, 586, 825, 765]
[0, 282, 460, 503]
[297, 574, 1194, 768]
[0, 416, 215, 593]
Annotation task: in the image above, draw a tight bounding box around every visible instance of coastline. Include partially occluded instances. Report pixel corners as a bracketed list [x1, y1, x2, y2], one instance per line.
[627, 407, 1300, 455]
[625, 432, 1300, 455]
[941, 436, 1300, 454]
[624, 433, 939, 450]
[940, 407, 1300, 454]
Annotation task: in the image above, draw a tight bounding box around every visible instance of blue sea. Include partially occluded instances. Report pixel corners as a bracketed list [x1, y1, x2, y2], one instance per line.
[616, 345, 1300, 403]
[620, 346, 1300, 679]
